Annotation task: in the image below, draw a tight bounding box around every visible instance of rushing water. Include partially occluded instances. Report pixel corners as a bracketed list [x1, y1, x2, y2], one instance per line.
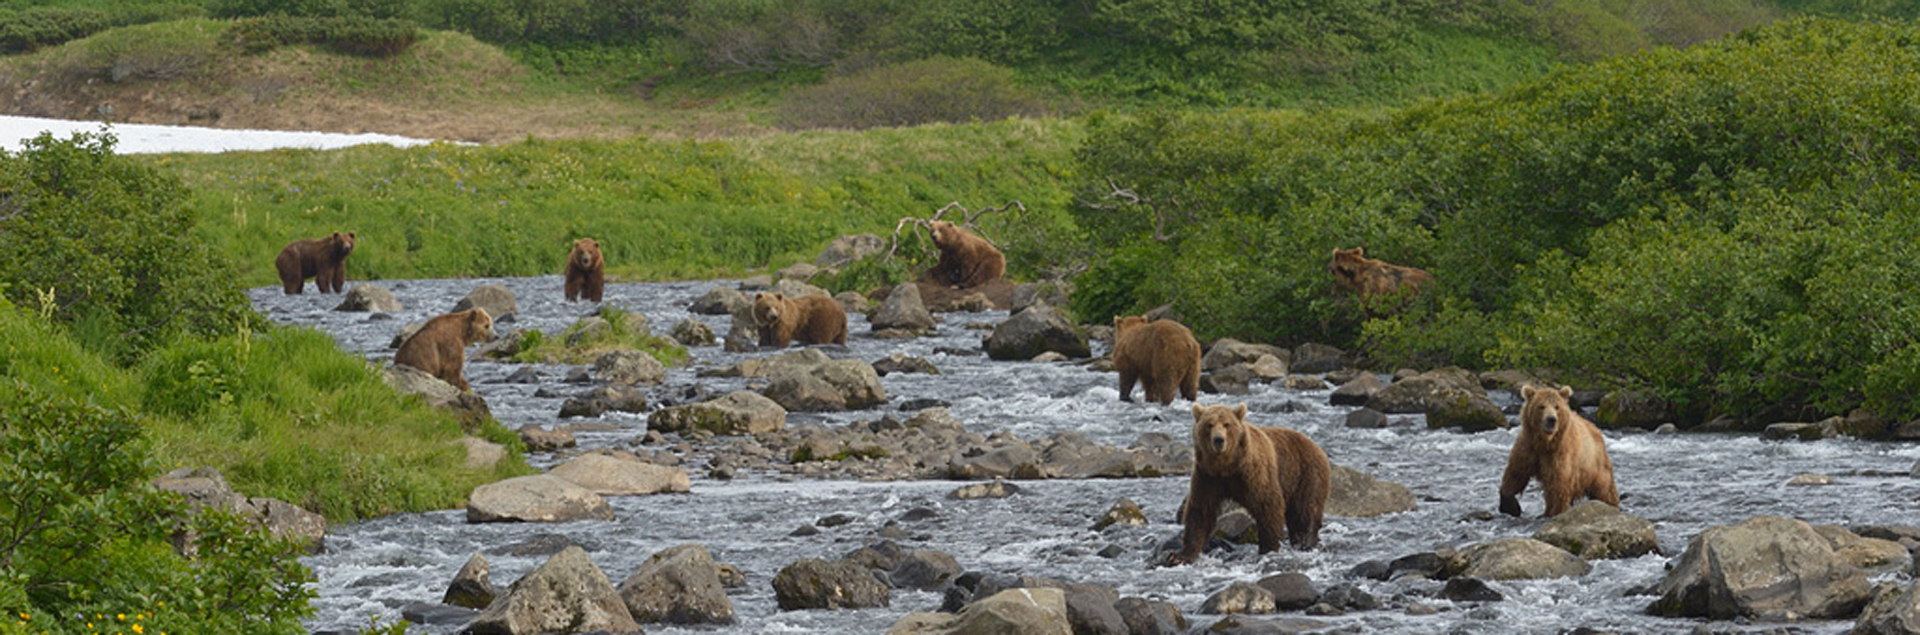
[254, 275, 1920, 635]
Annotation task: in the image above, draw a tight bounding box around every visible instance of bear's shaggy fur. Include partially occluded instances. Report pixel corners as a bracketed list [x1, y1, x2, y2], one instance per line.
[924, 220, 1006, 289]
[1171, 404, 1331, 564]
[1500, 384, 1620, 517]
[394, 308, 496, 392]
[1327, 247, 1433, 302]
[752, 292, 848, 348]
[1111, 315, 1201, 405]
[564, 238, 605, 302]
[275, 231, 357, 294]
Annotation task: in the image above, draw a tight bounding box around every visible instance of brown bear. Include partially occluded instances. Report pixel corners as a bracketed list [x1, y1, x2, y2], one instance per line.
[564, 238, 605, 302]
[1499, 384, 1620, 517]
[1111, 315, 1202, 405]
[1170, 403, 1331, 565]
[752, 292, 848, 348]
[1327, 247, 1433, 303]
[275, 231, 357, 294]
[924, 220, 1006, 289]
[393, 308, 496, 392]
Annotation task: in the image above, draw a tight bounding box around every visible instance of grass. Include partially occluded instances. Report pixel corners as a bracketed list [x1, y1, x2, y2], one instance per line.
[511, 306, 691, 366]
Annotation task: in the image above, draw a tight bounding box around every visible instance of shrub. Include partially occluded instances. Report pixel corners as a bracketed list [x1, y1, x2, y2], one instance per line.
[778, 56, 1054, 130]
[511, 305, 690, 366]
[227, 15, 420, 56]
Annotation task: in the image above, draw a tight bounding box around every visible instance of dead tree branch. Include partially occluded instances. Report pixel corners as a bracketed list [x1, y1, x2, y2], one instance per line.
[1080, 178, 1187, 243]
[885, 200, 1025, 259]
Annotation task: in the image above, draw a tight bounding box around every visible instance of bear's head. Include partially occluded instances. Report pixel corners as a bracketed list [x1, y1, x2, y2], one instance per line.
[927, 220, 960, 248]
[1112, 315, 1148, 337]
[1520, 384, 1576, 438]
[331, 231, 358, 258]
[1191, 403, 1250, 458]
[1327, 247, 1370, 285]
[465, 308, 497, 343]
[572, 238, 603, 269]
[752, 292, 785, 326]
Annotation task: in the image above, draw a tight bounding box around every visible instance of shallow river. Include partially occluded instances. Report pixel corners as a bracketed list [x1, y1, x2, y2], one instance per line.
[252, 275, 1919, 635]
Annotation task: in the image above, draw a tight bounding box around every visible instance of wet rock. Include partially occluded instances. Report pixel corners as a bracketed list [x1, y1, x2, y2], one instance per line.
[1349, 559, 1392, 581]
[335, 284, 402, 312]
[890, 587, 1071, 635]
[950, 480, 1021, 499]
[1789, 473, 1833, 486]
[1116, 597, 1187, 635]
[835, 291, 872, 316]
[1204, 615, 1333, 634]
[1092, 498, 1147, 530]
[1647, 515, 1873, 620]
[777, 262, 818, 281]
[498, 366, 544, 383]
[1326, 464, 1417, 517]
[466, 474, 613, 523]
[618, 543, 735, 625]
[670, 318, 716, 346]
[1425, 387, 1509, 432]
[845, 540, 906, 570]
[768, 359, 888, 411]
[549, 453, 690, 496]
[1764, 422, 1829, 441]
[518, 425, 576, 452]
[1203, 339, 1290, 371]
[690, 286, 750, 315]
[444, 553, 496, 609]
[772, 558, 891, 610]
[1289, 343, 1348, 373]
[704, 347, 832, 379]
[649, 390, 786, 436]
[153, 467, 326, 554]
[558, 385, 647, 418]
[1814, 525, 1912, 573]
[1385, 552, 1447, 580]
[1532, 501, 1658, 559]
[948, 442, 1043, 480]
[1203, 582, 1277, 615]
[1344, 408, 1389, 429]
[451, 284, 517, 321]
[890, 549, 963, 590]
[594, 350, 667, 386]
[465, 546, 639, 634]
[1594, 390, 1672, 430]
[765, 371, 847, 411]
[985, 302, 1089, 360]
[897, 397, 951, 412]
[1365, 367, 1483, 414]
[452, 437, 505, 470]
[489, 533, 577, 557]
[1315, 583, 1379, 612]
[769, 278, 830, 299]
[870, 282, 937, 333]
[1256, 573, 1319, 611]
[873, 353, 940, 376]
[1440, 577, 1504, 602]
[473, 328, 526, 359]
[1853, 582, 1920, 635]
[1447, 538, 1590, 580]
[399, 602, 479, 626]
[815, 233, 884, 267]
[1281, 374, 1327, 390]
[384, 364, 493, 427]
[1200, 366, 1252, 395]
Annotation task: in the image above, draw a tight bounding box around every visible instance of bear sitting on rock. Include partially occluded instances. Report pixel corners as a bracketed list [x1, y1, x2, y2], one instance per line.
[394, 308, 496, 392]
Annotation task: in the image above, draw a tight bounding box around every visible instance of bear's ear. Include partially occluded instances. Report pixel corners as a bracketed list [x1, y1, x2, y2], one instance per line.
[472, 307, 491, 321]
[752, 292, 764, 300]
[1521, 385, 1536, 400]
[1354, 247, 1365, 257]
[1191, 404, 1205, 421]
[1232, 403, 1247, 421]
[1557, 385, 1573, 399]
[348, 232, 357, 240]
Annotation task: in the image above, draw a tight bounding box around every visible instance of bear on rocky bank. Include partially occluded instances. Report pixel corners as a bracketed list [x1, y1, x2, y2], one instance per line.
[752, 292, 847, 348]
[924, 220, 1005, 289]
[275, 231, 357, 294]
[1327, 247, 1432, 303]
[394, 308, 496, 392]
[564, 237, 605, 303]
[1111, 315, 1201, 405]
[1170, 403, 1331, 565]
[1500, 384, 1620, 518]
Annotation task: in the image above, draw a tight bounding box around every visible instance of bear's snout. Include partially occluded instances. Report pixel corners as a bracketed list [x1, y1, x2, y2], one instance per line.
[1541, 411, 1559, 435]
[1210, 432, 1228, 453]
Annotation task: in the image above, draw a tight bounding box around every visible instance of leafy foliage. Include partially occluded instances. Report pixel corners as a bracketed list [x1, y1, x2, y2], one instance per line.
[777, 57, 1056, 130]
[227, 15, 420, 56]
[0, 3, 201, 53]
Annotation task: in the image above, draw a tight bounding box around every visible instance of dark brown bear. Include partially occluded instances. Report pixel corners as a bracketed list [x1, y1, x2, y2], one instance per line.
[1170, 403, 1331, 565]
[564, 238, 605, 302]
[275, 231, 357, 294]
[1500, 384, 1620, 517]
[1111, 315, 1201, 405]
[752, 292, 848, 348]
[394, 308, 496, 392]
[924, 220, 1006, 289]
[1327, 247, 1433, 303]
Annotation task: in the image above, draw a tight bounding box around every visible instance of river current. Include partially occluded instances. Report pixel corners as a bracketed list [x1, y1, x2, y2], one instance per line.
[251, 275, 1919, 635]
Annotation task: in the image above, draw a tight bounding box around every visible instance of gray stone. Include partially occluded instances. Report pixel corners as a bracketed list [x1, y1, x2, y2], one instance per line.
[1344, 408, 1389, 429]
[873, 353, 940, 376]
[648, 391, 787, 436]
[1814, 525, 1912, 574]
[777, 262, 819, 281]
[1092, 498, 1147, 531]
[1448, 538, 1591, 581]
[834, 291, 872, 315]
[870, 282, 937, 333]
[1439, 577, 1503, 602]
[444, 553, 496, 609]
[1203, 582, 1276, 615]
[1114, 597, 1186, 635]
[1648, 515, 1873, 619]
[1594, 390, 1672, 430]
[769, 278, 830, 299]
[985, 303, 1090, 360]
[887, 587, 1071, 635]
[1203, 339, 1290, 372]
[466, 475, 613, 523]
[549, 453, 690, 496]
[1854, 582, 1920, 635]
[949, 480, 1021, 499]
[1532, 500, 1657, 559]
[594, 350, 667, 386]
[1289, 343, 1347, 373]
[451, 284, 516, 320]
[452, 437, 506, 471]
[1202, 615, 1333, 634]
[335, 284, 402, 312]
[153, 467, 326, 554]
[670, 318, 716, 346]
[948, 443, 1043, 480]
[690, 286, 750, 315]
[1425, 387, 1509, 431]
[772, 558, 891, 610]
[618, 543, 735, 624]
[1365, 367, 1482, 414]
[1256, 573, 1318, 611]
[1326, 464, 1417, 517]
[518, 425, 576, 452]
[889, 550, 963, 590]
[465, 546, 639, 634]
[815, 233, 884, 268]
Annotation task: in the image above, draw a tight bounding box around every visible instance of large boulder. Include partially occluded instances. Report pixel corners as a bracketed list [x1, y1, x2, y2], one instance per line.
[1814, 525, 1912, 574]
[1854, 583, 1920, 635]
[618, 543, 735, 625]
[384, 364, 493, 428]
[465, 546, 640, 634]
[1446, 538, 1591, 581]
[1328, 373, 1387, 407]
[1594, 390, 1673, 430]
[888, 587, 1072, 635]
[816, 233, 885, 268]
[549, 454, 690, 496]
[452, 284, 517, 321]
[1289, 343, 1348, 373]
[334, 284, 402, 312]
[1532, 501, 1658, 559]
[648, 391, 787, 436]
[670, 318, 716, 347]
[444, 553, 496, 609]
[1424, 387, 1509, 431]
[1647, 516, 1874, 620]
[1326, 464, 1417, 517]
[985, 303, 1090, 361]
[1365, 367, 1483, 414]
[765, 359, 888, 412]
[466, 475, 614, 523]
[1202, 339, 1290, 372]
[153, 467, 326, 553]
[1114, 597, 1186, 635]
[1201, 582, 1276, 615]
[706, 348, 833, 378]
[691, 286, 751, 315]
[594, 351, 667, 386]
[772, 558, 891, 610]
[870, 281, 937, 333]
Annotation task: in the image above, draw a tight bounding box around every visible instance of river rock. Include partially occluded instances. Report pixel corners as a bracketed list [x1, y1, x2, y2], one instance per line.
[1115, 597, 1186, 635]
[1439, 577, 1504, 602]
[452, 437, 506, 470]
[871, 282, 937, 333]
[153, 466, 326, 553]
[465, 546, 639, 634]
[1647, 515, 1873, 619]
[549, 453, 690, 496]
[1203, 582, 1277, 615]
[1256, 573, 1319, 611]
[890, 549, 963, 590]
[1093, 498, 1148, 530]
[766, 359, 888, 411]
[772, 558, 891, 610]
[1814, 525, 1912, 573]
[473, 328, 527, 359]
[618, 543, 735, 624]
[1447, 538, 1591, 580]
[384, 364, 493, 425]
[1204, 615, 1334, 634]
[1329, 373, 1386, 407]
[558, 385, 647, 418]
[444, 553, 496, 609]
[873, 353, 940, 376]
[1200, 366, 1252, 395]
[1425, 387, 1509, 431]
[1854, 582, 1920, 635]
[950, 480, 1021, 499]
[816, 233, 884, 267]
[1532, 501, 1658, 559]
[664, 318, 714, 347]
[518, 425, 576, 452]
[777, 262, 818, 282]
[649, 390, 786, 435]
[452, 284, 517, 321]
[1344, 408, 1389, 429]
[691, 286, 750, 315]
[705, 347, 832, 378]
[948, 441, 1043, 480]
[890, 587, 1071, 635]
[335, 284, 402, 312]
[466, 474, 613, 523]
[1326, 464, 1417, 517]
[985, 303, 1090, 360]
[594, 350, 667, 386]
[1365, 367, 1483, 414]
[1594, 389, 1673, 430]
[1289, 343, 1348, 373]
[1203, 339, 1290, 371]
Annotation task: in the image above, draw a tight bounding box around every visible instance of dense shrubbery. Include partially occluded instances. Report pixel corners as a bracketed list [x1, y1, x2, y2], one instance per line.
[778, 57, 1055, 130]
[1072, 18, 1920, 422]
[227, 14, 419, 55]
[0, 3, 201, 53]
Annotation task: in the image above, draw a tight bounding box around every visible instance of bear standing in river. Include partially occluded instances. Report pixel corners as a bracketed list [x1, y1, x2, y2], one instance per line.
[394, 308, 496, 392]
[1500, 384, 1620, 517]
[752, 292, 847, 348]
[1170, 403, 1331, 565]
[1111, 315, 1201, 405]
[275, 231, 356, 294]
[564, 237, 605, 302]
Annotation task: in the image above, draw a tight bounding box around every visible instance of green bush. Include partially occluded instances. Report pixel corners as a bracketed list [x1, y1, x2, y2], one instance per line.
[778, 56, 1054, 130]
[205, 0, 406, 19]
[0, 4, 202, 53]
[512, 305, 690, 366]
[228, 15, 420, 56]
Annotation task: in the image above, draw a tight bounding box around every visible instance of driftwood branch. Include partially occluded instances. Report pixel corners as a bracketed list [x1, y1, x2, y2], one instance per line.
[885, 200, 1024, 260]
[1081, 178, 1186, 243]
